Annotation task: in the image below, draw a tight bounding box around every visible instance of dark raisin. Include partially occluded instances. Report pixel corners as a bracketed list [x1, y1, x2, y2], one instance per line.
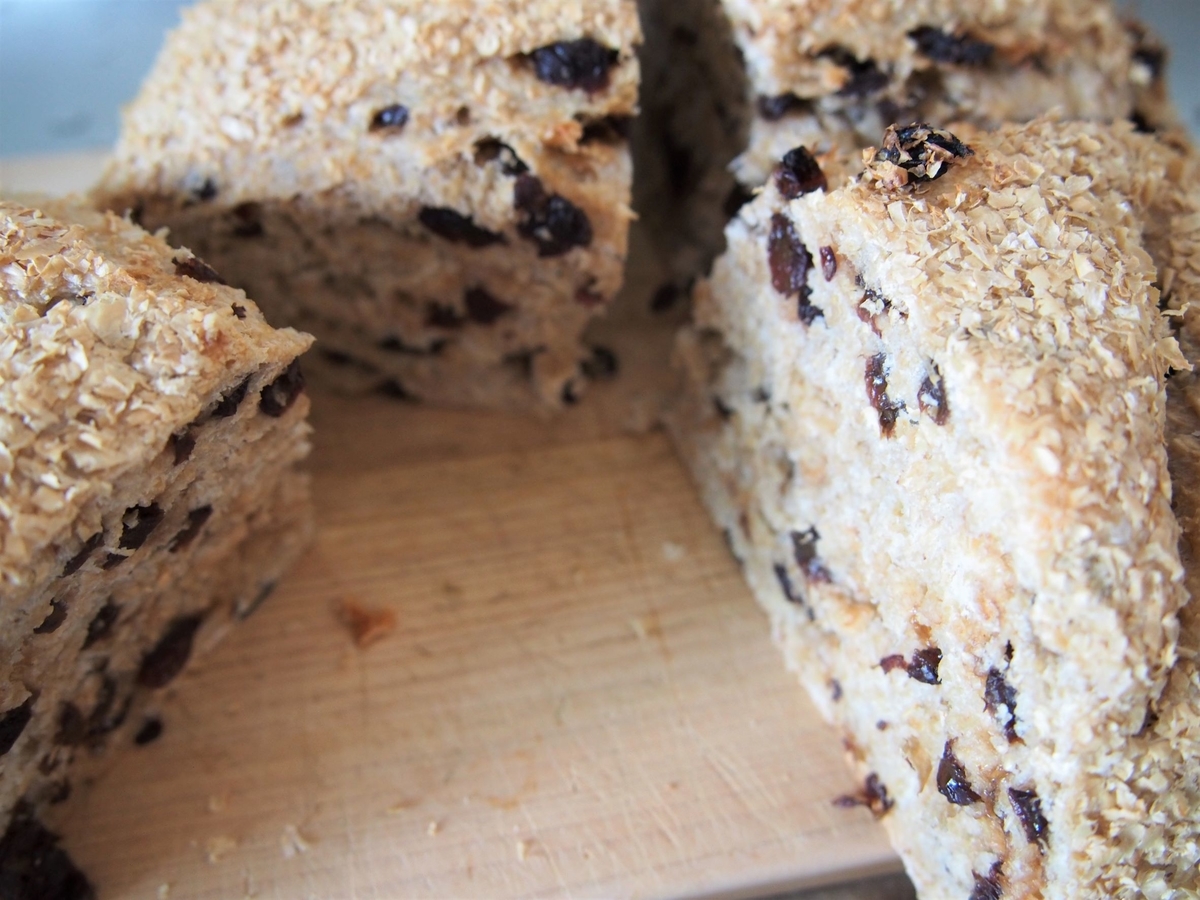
[231, 202, 264, 238]
[819, 47, 890, 96]
[529, 39, 619, 93]
[425, 303, 466, 329]
[169, 430, 196, 465]
[773, 563, 804, 605]
[454, 105, 471, 126]
[1137, 704, 1161, 737]
[82, 600, 120, 649]
[829, 679, 843, 701]
[35, 599, 68, 634]
[62, 532, 104, 576]
[651, 283, 681, 313]
[820, 246, 837, 281]
[418, 207, 505, 247]
[134, 718, 164, 746]
[212, 377, 251, 418]
[464, 287, 513, 325]
[918, 367, 949, 425]
[1131, 111, 1157, 134]
[985, 668, 1019, 742]
[790, 528, 833, 583]
[876, 720, 889, 731]
[379, 336, 446, 356]
[54, 703, 87, 747]
[723, 182, 756, 219]
[0, 697, 35, 756]
[513, 174, 593, 257]
[236, 581, 277, 620]
[369, 103, 410, 132]
[260, 361, 306, 417]
[833, 773, 893, 817]
[173, 255, 226, 285]
[751, 386, 770, 404]
[1009, 787, 1049, 849]
[907, 647, 942, 685]
[85, 677, 129, 741]
[937, 742, 981, 805]
[865, 353, 904, 437]
[231, 303, 247, 319]
[969, 863, 1004, 900]
[713, 396, 734, 420]
[377, 379, 417, 402]
[757, 93, 811, 121]
[580, 345, 619, 380]
[191, 178, 218, 202]
[873, 123, 973, 184]
[768, 214, 813, 297]
[909, 26, 995, 65]
[1004, 641, 1014, 662]
[0, 802, 96, 900]
[473, 137, 529, 175]
[579, 114, 633, 144]
[775, 146, 827, 199]
[880, 654, 908, 673]
[137, 614, 204, 689]
[561, 380, 581, 406]
[170, 506, 213, 553]
[119, 503, 164, 550]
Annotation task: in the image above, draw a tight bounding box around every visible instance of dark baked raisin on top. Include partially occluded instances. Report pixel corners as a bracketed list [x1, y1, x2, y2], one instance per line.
[937, 742, 981, 805]
[529, 39, 619, 93]
[173, 255, 226, 285]
[513, 174, 592, 257]
[909, 26, 995, 66]
[873, 123, 973, 183]
[775, 147, 828, 199]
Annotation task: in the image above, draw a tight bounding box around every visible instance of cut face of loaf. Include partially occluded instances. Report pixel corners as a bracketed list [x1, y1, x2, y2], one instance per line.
[95, 0, 641, 414]
[0, 198, 314, 886]
[670, 121, 1200, 898]
[724, 0, 1178, 187]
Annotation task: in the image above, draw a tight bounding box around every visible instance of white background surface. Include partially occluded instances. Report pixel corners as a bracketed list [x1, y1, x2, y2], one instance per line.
[0, 0, 1198, 159]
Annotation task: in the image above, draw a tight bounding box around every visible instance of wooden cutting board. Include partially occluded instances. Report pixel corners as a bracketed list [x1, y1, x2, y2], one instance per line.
[2, 152, 899, 900]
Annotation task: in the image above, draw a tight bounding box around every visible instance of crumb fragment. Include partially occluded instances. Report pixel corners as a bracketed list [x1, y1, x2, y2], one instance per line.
[427, 820, 441, 836]
[516, 837, 535, 860]
[205, 835, 237, 864]
[336, 598, 396, 648]
[208, 791, 229, 813]
[661, 541, 686, 562]
[280, 824, 312, 859]
[157, 884, 171, 900]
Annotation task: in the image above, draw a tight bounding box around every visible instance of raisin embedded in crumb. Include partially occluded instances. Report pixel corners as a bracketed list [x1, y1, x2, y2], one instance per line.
[820, 246, 837, 281]
[907, 647, 942, 685]
[581, 345, 619, 380]
[35, 599, 68, 634]
[62, 532, 104, 576]
[370, 104, 409, 132]
[137, 614, 204, 689]
[134, 718, 164, 746]
[757, 93, 811, 121]
[231, 203, 264, 238]
[119, 504, 164, 551]
[474, 137, 529, 175]
[561, 380, 581, 406]
[168, 430, 196, 465]
[426, 303, 466, 329]
[212, 377, 251, 418]
[579, 114, 633, 144]
[833, 773, 893, 817]
[918, 367, 950, 425]
[880, 654, 908, 673]
[529, 39, 619, 93]
[969, 863, 1004, 900]
[909, 26, 995, 65]
[0, 697, 35, 756]
[937, 742, 981, 805]
[767, 214, 815, 302]
[829, 680, 843, 701]
[873, 123, 973, 184]
[170, 506, 213, 553]
[712, 396, 734, 420]
[418, 206, 505, 247]
[173, 255, 226, 285]
[0, 802, 96, 900]
[751, 386, 770, 404]
[191, 178, 218, 202]
[773, 563, 804, 605]
[790, 528, 833, 583]
[985, 667, 1019, 742]
[513, 174, 593, 257]
[865, 353, 904, 437]
[819, 47, 890, 96]
[82, 600, 120, 649]
[231, 303, 247, 319]
[259, 361, 306, 417]
[464, 287, 514, 325]
[775, 146, 828, 199]
[1009, 787, 1049, 849]
[876, 720, 889, 731]
[1133, 44, 1167, 82]
[651, 283, 681, 313]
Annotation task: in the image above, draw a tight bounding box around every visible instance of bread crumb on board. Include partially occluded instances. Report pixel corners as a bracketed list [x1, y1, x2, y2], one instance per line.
[335, 598, 397, 648]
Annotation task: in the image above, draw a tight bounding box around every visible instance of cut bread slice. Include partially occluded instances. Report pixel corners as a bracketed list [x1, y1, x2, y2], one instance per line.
[95, 0, 641, 414]
[670, 120, 1200, 898]
[0, 196, 314, 895]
